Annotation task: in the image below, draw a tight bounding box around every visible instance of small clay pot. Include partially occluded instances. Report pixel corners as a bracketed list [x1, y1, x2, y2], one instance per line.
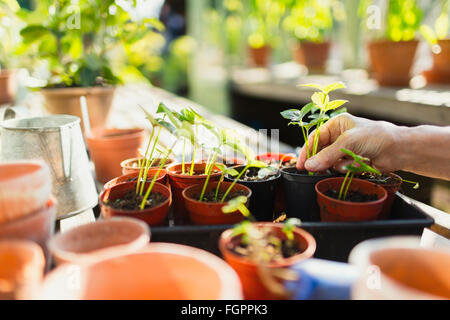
[423, 39, 450, 84]
[48, 217, 150, 266]
[100, 181, 171, 226]
[219, 222, 316, 300]
[367, 173, 402, 220]
[86, 128, 145, 183]
[315, 177, 388, 222]
[120, 157, 175, 175]
[39, 243, 243, 300]
[248, 45, 271, 67]
[167, 162, 222, 224]
[182, 181, 251, 225]
[368, 40, 418, 86]
[0, 198, 56, 265]
[0, 70, 17, 105]
[0, 240, 45, 300]
[0, 161, 51, 224]
[103, 168, 168, 190]
[292, 41, 331, 73]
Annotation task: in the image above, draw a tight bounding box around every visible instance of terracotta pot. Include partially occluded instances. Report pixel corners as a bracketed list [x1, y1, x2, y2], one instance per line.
[0, 240, 45, 300]
[292, 41, 331, 73]
[423, 39, 450, 84]
[182, 182, 251, 225]
[0, 161, 51, 224]
[350, 236, 450, 299]
[41, 86, 115, 130]
[256, 153, 297, 217]
[48, 217, 150, 266]
[86, 128, 145, 183]
[100, 181, 171, 226]
[167, 162, 222, 224]
[248, 45, 271, 67]
[39, 243, 243, 300]
[0, 70, 17, 105]
[315, 177, 388, 222]
[219, 222, 316, 300]
[368, 40, 418, 86]
[120, 157, 174, 175]
[0, 197, 56, 264]
[103, 169, 167, 190]
[369, 173, 402, 220]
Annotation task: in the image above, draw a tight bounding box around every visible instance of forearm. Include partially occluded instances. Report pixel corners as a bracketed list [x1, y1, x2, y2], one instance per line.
[394, 125, 450, 180]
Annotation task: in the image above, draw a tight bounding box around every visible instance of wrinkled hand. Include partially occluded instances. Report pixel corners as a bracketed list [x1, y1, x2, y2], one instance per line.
[297, 113, 399, 173]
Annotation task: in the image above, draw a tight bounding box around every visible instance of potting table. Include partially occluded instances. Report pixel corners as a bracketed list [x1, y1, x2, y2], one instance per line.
[13, 84, 450, 250]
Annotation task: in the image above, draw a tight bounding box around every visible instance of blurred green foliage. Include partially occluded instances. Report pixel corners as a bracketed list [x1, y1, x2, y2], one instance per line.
[420, 0, 449, 45]
[0, 0, 23, 69]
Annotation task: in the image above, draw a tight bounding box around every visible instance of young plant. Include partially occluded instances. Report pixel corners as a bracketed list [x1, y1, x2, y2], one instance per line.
[281, 82, 348, 174]
[338, 148, 381, 201]
[223, 197, 302, 264]
[420, 0, 449, 51]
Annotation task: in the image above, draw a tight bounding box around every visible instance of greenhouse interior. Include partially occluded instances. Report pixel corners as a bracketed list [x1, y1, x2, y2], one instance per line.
[0, 0, 449, 303]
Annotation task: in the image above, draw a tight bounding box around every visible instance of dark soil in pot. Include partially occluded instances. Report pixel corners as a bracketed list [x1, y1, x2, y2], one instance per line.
[281, 166, 336, 221]
[230, 238, 301, 262]
[324, 190, 378, 202]
[194, 190, 248, 203]
[108, 190, 167, 210]
[225, 166, 280, 221]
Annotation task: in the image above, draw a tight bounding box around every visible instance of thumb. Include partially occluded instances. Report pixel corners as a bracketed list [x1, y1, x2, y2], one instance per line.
[304, 140, 346, 172]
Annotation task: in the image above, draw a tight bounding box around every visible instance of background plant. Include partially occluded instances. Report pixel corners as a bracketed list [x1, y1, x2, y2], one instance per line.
[17, 0, 164, 87]
[420, 0, 449, 48]
[0, 0, 23, 70]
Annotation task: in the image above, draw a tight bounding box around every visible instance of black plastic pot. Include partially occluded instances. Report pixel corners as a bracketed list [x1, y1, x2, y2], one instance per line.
[281, 167, 335, 221]
[224, 166, 281, 221]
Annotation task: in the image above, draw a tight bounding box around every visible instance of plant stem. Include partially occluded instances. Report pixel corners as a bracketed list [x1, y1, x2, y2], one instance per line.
[342, 172, 354, 201]
[139, 126, 162, 196]
[199, 152, 217, 202]
[190, 132, 196, 176]
[214, 171, 225, 202]
[220, 164, 250, 203]
[301, 126, 310, 160]
[136, 126, 155, 194]
[182, 138, 186, 174]
[338, 171, 350, 200]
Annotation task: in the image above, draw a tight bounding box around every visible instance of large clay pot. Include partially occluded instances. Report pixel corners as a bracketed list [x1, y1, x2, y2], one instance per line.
[0, 70, 17, 105]
[41, 86, 115, 130]
[0, 240, 45, 300]
[350, 236, 450, 299]
[248, 45, 271, 67]
[315, 177, 387, 222]
[0, 198, 56, 265]
[423, 39, 450, 84]
[182, 181, 251, 225]
[219, 222, 316, 300]
[86, 128, 145, 183]
[39, 243, 243, 300]
[0, 161, 51, 224]
[292, 41, 331, 73]
[368, 40, 418, 86]
[167, 162, 222, 224]
[48, 217, 150, 266]
[100, 181, 171, 226]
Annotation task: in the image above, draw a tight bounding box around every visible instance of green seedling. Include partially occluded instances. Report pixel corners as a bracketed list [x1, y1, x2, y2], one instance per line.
[420, 1, 449, 50]
[281, 82, 347, 175]
[338, 148, 381, 201]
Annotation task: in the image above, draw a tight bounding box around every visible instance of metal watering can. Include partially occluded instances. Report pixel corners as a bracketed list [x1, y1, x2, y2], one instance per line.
[0, 110, 98, 219]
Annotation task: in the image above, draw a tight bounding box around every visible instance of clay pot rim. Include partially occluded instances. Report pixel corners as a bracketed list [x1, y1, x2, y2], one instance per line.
[120, 157, 174, 169]
[87, 127, 145, 142]
[0, 197, 56, 227]
[103, 169, 167, 190]
[368, 39, 419, 46]
[0, 69, 15, 77]
[40, 242, 243, 300]
[315, 177, 388, 206]
[225, 165, 281, 183]
[100, 181, 171, 214]
[41, 86, 116, 95]
[0, 115, 80, 131]
[182, 181, 252, 207]
[219, 222, 316, 268]
[366, 172, 402, 188]
[0, 160, 49, 183]
[166, 162, 223, 179]
[47, 217, 150, 265]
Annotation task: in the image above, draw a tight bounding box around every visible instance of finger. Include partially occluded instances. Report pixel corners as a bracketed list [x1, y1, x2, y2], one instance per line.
[296, 145, 308, 171]
[304, 135, 348, 172]
[333, 158, 354, 174]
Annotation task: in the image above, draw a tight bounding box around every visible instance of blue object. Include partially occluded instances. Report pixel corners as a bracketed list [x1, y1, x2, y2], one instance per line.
[285, 259, 360, 300]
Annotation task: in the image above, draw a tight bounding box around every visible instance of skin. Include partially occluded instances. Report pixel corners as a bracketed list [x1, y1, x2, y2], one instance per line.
[296, 113, 450, 181]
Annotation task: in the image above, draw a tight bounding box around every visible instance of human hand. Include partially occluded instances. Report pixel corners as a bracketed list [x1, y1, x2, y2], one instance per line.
[296, 113, 400, 173]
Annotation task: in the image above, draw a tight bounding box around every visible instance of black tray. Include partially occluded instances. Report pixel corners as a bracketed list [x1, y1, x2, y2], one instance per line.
[150, 194, 434, 262]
